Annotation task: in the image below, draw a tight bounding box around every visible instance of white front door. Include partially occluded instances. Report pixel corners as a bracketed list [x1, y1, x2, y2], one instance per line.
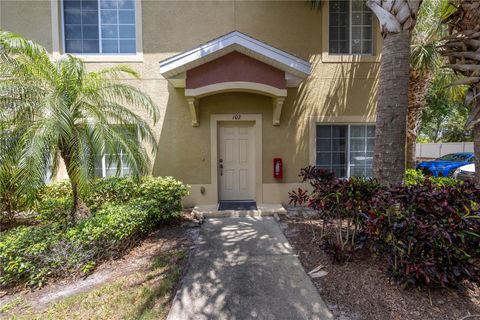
[218, 122, 255, 201]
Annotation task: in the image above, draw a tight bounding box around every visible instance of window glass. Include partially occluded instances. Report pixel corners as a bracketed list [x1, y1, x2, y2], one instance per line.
[329, 0, 373, 55]
[64, 0, 136, 54]
[94, 126, 136, 178]
[316, 124, 375, 178]
[316, 125, 348, 178]
[436, 153, 472, 162]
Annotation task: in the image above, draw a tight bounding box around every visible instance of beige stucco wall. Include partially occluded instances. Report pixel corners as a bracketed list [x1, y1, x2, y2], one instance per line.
[0, 0, 53, 51]
[0, 0, 381, 205]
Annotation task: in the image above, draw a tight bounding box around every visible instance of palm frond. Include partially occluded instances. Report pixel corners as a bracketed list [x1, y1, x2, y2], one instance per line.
[0, 31, 160, 218]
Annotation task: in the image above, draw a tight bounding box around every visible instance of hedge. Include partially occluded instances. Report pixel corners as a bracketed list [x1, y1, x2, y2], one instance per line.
[0, 176, 189, 288]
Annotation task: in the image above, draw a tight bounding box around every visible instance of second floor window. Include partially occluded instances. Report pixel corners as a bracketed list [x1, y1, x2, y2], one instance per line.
[63, 0, 136, 54]
[329, 0, 373, 55]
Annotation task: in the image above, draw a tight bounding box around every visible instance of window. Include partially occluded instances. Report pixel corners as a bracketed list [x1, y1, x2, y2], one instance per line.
[95, 151, 131, 178]
[63, 0, 136, 54]
[329, 0, 373, 55]
[94, 126, 136, 178]
[316, 124, 375, 178]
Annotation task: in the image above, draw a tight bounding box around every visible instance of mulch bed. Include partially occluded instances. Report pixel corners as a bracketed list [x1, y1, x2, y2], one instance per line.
[279, 215, 480, 320]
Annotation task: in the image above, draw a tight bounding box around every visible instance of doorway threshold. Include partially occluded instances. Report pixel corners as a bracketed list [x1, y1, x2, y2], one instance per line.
[192, 203, 286, 219]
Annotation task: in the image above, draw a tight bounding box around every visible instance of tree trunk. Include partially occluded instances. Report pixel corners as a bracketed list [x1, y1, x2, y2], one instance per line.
[373, 30, 411, 185]
[69, 181, 79, 226]
[474, 122, 480, 186]
[406, 131, 417, 169]
[59, 148, 79, 225]
[406, 70, 431, 169]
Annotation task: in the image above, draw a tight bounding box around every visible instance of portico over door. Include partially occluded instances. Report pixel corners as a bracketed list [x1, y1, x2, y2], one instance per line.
[159, 31, 311, 127]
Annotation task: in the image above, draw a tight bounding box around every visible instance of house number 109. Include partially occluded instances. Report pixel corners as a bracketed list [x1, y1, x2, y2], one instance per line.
[232, 114, 241, 120]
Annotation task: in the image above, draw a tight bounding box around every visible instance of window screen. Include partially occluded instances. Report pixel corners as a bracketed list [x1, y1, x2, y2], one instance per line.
[316, 124, 375, 178]
[329, 0, 373, 55]
[64, 0, 136, 54]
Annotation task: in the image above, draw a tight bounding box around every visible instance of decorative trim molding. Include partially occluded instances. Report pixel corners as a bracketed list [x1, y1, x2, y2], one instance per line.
[272, 97, 285, 126]
[184, 82, 287, 126]
[186, 98, 199, 127]
[159, 31, 311, 79]
[185, 82, 287, 99]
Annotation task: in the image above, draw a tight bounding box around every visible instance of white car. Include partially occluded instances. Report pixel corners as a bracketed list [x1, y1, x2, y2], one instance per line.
[453, 163, 475, 182]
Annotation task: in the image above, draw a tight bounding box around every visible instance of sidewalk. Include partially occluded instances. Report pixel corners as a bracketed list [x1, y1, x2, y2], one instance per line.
[167, 216, 333, 320]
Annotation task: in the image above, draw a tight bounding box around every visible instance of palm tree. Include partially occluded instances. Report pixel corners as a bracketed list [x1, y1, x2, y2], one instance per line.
[0, 31, 159, 225]
[365, 0, 423, 185]
[309, 0, 422, 184]
[406, 0, 445, 169]
[440, 0, 480, 184]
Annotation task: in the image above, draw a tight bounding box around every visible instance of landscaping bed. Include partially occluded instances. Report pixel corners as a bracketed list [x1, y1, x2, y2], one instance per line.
[280, 215, 480, 320]
[0, 217, 198, 319]
[0, 177, 189, 290]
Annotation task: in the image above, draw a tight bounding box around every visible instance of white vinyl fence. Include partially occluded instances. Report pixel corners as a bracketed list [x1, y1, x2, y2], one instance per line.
[416, 142, 474, 160]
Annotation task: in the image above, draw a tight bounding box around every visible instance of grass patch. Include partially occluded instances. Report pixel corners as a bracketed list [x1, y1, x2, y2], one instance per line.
[2, 248, 187, 320]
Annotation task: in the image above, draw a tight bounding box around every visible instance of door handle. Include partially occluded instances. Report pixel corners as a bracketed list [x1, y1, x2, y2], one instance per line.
[220, 164, 223, 176]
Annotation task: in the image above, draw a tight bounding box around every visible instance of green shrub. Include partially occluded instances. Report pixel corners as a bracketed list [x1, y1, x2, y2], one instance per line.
[67, 204, 156, 244]
[132, 176, 189, 221]
[36, 176, 189, 224]
[405, 169, 461, 187]
[1, 204, 163, 288]
[0, 224, 65, 287]
[84, 177, 138, 211]
[35, 181, 72, 224]
[1, 176, 189, 288]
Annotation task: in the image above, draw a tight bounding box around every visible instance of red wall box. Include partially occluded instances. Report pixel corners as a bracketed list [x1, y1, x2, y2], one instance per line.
[273, 158, 283, 179]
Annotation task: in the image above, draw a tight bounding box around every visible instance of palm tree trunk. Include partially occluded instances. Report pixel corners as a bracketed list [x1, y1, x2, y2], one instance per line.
[59, 147, 79, 225]
[70, 180, 79, 225]
[373, 30, 411, 185]
[406, 131, 417, 169]
[406, 71, 432, 169]
[474, 121, 480, 186]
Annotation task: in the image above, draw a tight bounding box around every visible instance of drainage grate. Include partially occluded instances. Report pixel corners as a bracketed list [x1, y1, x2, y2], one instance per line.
[218, 201, 257, 211]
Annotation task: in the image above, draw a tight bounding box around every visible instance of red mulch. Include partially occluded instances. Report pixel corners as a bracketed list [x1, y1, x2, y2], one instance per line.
[279, 215, 480, 320]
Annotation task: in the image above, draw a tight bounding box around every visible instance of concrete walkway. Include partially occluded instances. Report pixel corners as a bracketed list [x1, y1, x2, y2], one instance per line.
[167, 217, 333, 320]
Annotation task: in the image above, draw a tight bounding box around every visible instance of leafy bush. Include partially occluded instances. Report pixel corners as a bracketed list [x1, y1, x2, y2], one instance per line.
[84, 177, 138, 211]
[68, 204, 157, 245]
[0, 204, 151, 288]
[289, 167, 381, 261]
[0, 176, 189, 288]
[36, 176, 189, 223]
[405, 169, 461, 187]
[290, 166, 480, 289]
[0, 224, 65, 287]
[366, 180, 480, 288]
[131, 176, 189, 221]
[36, 181, 72, 224]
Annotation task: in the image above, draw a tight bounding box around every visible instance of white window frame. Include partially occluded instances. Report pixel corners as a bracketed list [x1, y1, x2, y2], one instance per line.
[52, 0, 143, 62]
[328, 0, 374, 56]
[315, 123, 375, 178]
[97, 150, 131, 178]
[95, 125, 139, 178]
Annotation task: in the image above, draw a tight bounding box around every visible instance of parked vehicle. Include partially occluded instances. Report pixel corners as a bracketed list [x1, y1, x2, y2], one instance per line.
[453, 163, 475, 182]
[416, 152, 474, 177]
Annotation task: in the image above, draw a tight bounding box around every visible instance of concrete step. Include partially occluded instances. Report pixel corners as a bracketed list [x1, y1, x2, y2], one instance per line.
[192, 203, 286, 219]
